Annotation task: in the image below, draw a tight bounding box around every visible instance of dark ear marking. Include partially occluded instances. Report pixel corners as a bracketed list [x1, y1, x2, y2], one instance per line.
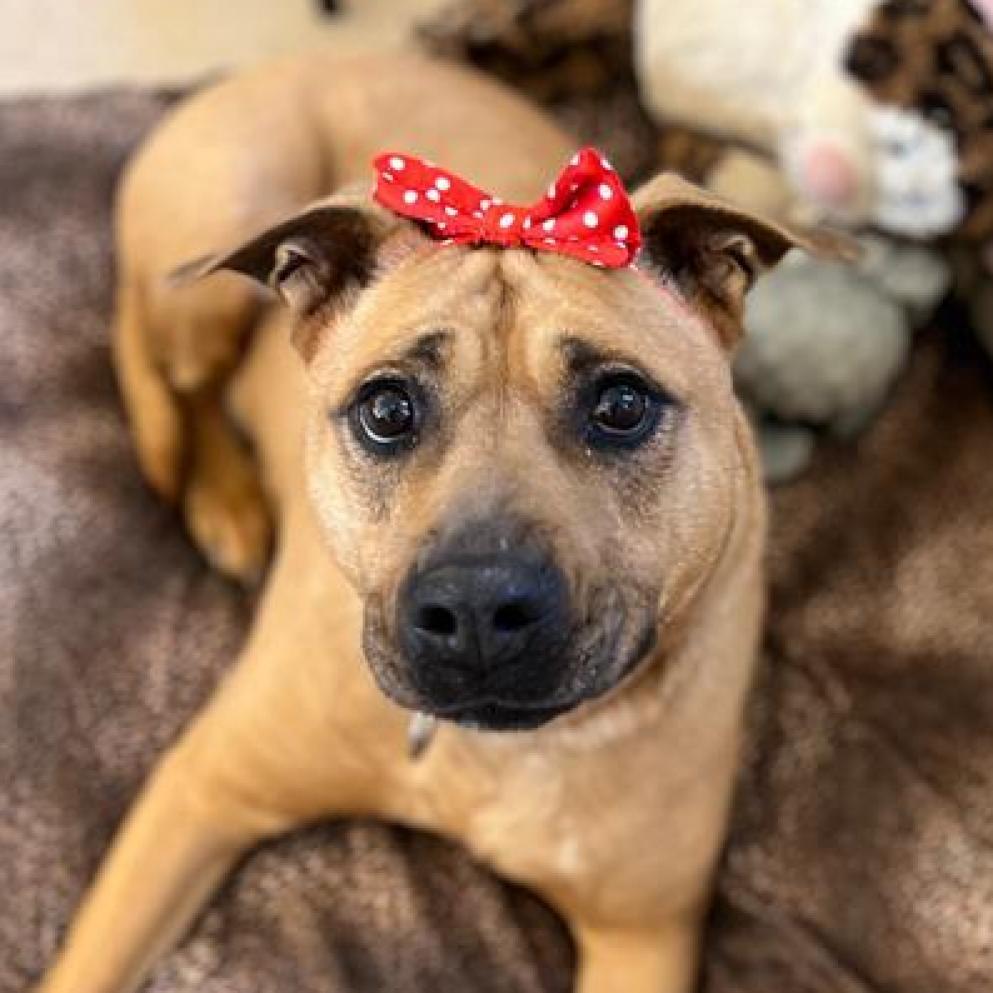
[633, 172, 857, 349]
[167, 201, 394, 315]
[165, 197, 403, 361]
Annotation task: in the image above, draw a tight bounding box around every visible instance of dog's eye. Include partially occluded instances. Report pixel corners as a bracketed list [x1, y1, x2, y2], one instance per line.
[353, 380, 418, 451]
[586, 375, 661, 447]
[593, 382, 647, 433]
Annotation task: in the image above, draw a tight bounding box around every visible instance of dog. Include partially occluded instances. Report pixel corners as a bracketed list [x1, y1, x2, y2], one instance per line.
[39, 51, 840, 993]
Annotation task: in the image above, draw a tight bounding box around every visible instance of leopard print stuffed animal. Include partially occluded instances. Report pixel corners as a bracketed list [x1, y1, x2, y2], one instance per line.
[635, 0, 993, 246]
[844, 0, 993, 246]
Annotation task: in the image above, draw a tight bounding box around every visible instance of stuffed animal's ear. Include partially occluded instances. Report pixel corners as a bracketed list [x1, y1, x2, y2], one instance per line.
[170, 197, 399, 319]
[632, 172, 857, 349]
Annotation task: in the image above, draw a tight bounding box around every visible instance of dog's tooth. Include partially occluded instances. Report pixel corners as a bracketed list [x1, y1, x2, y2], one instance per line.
[408, 712, 438, 761]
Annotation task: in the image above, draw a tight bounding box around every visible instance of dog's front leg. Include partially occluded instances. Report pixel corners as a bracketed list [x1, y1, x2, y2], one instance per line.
[573, 915, 703, 993]
[37, 716, 288, 993]
[39, 520, 385, 993]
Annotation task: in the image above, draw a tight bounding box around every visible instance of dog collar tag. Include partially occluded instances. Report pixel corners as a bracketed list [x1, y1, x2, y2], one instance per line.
[372, 148, 641, 268]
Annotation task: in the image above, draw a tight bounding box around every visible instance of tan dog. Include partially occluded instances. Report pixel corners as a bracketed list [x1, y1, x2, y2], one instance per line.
[40, 51, 836, 993]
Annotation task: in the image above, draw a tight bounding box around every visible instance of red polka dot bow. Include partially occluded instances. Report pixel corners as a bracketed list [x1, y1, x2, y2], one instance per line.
[372, 147, 641, 268]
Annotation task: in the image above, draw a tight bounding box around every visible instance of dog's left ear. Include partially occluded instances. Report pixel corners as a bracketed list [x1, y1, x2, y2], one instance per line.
[169, 195, 402, 358]
[632, 173, 856, 348]
[170, 200, 396, 311]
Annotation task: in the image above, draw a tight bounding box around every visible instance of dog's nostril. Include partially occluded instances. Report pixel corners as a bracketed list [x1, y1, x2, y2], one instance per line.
[416, 604, 459, 637]
[492, 600, 536, 633]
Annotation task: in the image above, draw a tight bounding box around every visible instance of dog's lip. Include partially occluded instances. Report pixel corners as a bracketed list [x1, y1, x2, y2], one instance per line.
[425, 684, 586, 719]
[441, 700, 574, 732]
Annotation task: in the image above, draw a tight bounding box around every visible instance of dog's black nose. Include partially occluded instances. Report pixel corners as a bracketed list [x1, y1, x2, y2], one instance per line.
[400, 555, 569, 673]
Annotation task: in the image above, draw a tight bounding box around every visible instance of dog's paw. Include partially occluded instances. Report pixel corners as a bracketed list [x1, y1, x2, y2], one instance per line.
[184, 457, 272, 585]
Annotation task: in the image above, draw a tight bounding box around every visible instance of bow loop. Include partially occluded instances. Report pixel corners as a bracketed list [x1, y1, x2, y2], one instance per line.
[372, 147, 640, 268]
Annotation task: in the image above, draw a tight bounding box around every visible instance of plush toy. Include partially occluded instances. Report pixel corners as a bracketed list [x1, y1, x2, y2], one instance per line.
[634, 0, 993, 243]
[738, 236, 950, 481]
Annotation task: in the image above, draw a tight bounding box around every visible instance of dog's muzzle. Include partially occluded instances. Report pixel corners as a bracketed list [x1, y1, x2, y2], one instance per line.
[361, 516, 656, 733]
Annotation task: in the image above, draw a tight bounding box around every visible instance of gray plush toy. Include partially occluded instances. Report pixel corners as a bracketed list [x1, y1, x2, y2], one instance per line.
[736, 237, 950, 482]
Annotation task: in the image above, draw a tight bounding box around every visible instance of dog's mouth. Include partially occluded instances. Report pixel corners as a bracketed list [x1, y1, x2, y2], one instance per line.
[437, 700, 575, 732]
[363, 585, 657, 734]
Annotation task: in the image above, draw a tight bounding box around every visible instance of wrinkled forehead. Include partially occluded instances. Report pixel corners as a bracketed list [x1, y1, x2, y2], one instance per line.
[315, 247, 501, 398]
[501, 251, 730, 400]
[319, 245, 729, 402]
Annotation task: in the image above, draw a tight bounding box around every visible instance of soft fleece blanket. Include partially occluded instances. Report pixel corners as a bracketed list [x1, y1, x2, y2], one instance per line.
[2, 90, 993, 993]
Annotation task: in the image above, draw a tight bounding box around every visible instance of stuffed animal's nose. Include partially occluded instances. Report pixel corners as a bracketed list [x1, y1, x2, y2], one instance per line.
[400, 555, 569, 672]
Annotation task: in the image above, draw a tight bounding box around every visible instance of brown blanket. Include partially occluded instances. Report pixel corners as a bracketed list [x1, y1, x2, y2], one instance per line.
[3, 90, 993, 993]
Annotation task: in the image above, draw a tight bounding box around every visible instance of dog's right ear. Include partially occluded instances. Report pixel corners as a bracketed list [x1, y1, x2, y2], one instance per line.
[170, 198, 399, 318]
[632, 173, 857, 349]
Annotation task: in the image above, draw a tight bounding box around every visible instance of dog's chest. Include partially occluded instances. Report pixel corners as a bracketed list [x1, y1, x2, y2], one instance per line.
[402, 731, 695, 919]
[467, 752, 587, 879]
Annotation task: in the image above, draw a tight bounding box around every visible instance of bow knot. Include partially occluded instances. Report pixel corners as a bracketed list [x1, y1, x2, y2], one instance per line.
[372, 147, 641, 268]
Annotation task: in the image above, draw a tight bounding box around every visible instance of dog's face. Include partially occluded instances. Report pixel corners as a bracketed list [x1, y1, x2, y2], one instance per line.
[191, 175, 828, 730]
